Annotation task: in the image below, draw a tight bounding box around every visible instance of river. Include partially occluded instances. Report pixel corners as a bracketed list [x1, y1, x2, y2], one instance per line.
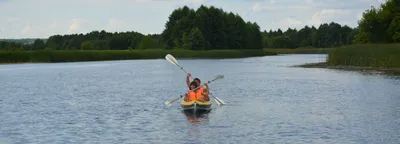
[1, 54, 399, 144]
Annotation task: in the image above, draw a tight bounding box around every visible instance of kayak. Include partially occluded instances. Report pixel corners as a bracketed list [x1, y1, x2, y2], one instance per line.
[180, 99, 212, 114]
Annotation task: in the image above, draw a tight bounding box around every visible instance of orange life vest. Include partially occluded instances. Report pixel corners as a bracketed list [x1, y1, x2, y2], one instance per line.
[187, 91, 196, 101]
[198, 87, 204, 92]
[196, 88, 204, 100]
[187, 88, 205, 101]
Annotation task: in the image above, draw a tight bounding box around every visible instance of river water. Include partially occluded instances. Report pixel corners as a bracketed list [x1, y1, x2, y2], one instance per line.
[1, 54, 399, 144]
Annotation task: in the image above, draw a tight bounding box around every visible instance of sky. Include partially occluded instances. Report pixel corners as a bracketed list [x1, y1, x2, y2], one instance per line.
[0, 0, 386, 39]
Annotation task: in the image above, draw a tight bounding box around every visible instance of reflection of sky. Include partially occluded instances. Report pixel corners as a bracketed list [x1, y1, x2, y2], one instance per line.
[0, 54, 399, 143]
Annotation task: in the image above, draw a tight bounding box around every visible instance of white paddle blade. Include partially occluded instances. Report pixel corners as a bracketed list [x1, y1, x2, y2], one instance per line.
[211, 93, 225, 105]
[167, 103, 173, 107]
[164, 98, 175, 106]
[165, 100, 175, 107]
[165, 54, 178, 65]
[212, 95, 221, 106]
[215, 96, 226, 105]
[214, 99, 221, 106]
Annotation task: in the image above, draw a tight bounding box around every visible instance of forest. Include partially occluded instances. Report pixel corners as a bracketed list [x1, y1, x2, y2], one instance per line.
[0, 0, 399, 57]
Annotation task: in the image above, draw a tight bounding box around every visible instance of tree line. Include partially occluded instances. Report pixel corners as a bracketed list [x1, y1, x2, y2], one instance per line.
[0, 38, 41, 45]
[0, 31, 164, 51]
[1, 1, 399, 51]
[354, 0, 400, 43]
[0, 5, 263, 51]
[263, 0, 400, 48]
[160, 5, 262, 50]
[262, 23, 358, 48]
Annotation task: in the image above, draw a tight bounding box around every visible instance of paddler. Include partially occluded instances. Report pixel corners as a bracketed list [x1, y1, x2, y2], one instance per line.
[186, 73, 210, 97]
[186, 73, 203, 91]
[184, 78, 210, 102]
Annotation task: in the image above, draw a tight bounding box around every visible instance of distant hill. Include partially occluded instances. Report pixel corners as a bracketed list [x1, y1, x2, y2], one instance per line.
[0, 38, 47, 45]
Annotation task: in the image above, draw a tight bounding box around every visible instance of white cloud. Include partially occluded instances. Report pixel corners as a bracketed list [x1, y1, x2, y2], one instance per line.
[288, 5, 310, 10]
[250, 1, 285, 13]
[305, 0, 314, 4]
[0, 0, 387, 38]
[268, 0, 276, 4]
[7, 18, 20, 22]
[357, 12, 363, 20]
[135, 0, 151, 3]
[184, 0, 206, 4]
[105, 18, 124, 31]
[67, 19, 85, 33]
[276, 18, 303, 29]
[252, 2, 262, 13]
[68, 19, 78, 33]
[21, 24, 31, 34]
[308, 9, 351, 25]
[49, 20, 57, 29]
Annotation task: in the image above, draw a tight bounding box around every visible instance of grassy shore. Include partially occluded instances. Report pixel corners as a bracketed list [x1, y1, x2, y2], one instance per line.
[296, 44, 400, 75]
[0, 49, 277, 63]
[326, 44, 400, 68]
[264, 48, 334, 54]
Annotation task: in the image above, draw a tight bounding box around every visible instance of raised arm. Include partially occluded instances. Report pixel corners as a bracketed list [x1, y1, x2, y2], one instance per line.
[186, 73, 191, 89]
[202, 83, 210, 101]
[203, 83, 209, 93]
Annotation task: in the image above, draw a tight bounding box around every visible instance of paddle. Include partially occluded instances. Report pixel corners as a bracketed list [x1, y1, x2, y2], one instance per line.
[164, 74, 224, 107]
[210, 93, 226, 105]
[165, 54, 189, 75]
[165, 54, 226, 105]
[210, 93, 221, 105]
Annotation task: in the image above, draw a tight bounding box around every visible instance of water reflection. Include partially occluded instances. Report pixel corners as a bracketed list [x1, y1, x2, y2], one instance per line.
[2, 55, 400, 143]
[182, 109, 211, 124]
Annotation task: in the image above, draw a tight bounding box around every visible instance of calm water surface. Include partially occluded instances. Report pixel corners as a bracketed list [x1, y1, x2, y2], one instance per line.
[1, 54, 399, 144]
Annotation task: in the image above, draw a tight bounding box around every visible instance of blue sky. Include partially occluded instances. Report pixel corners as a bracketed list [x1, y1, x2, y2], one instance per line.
[0, 0, 385, 38]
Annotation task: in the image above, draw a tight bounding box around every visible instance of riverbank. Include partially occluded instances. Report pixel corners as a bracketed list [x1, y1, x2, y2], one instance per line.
[0, 49, 277, 63]
[295, 62, 400, 75]
[295, 43, 400, 75]
[264, 48, 333, 54]
[326, 44, 400, 68]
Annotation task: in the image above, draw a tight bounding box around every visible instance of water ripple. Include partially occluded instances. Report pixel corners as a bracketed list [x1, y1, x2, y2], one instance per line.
[0, 55, 399, 143]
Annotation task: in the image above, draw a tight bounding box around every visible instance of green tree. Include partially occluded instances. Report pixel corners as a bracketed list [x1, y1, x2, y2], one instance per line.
[388, 16, 400, 42]
[347, 28, 359, 44]
[161, 6, 193, 49]
[354, 0, 400, 43]
[93, 40, 108, 50]
[46, 35, 63, 50]
[0, 41, 5, 50]
[32, 39, 45, 50]
[81, 41, 93, 50]
[262, 22, 358, 48]
[181, 32, 191, 49]
[138, 35, 158, 49]
[43, 30, 143, 50]
[297, 26, 313, 47]
[245, 22, 263, 49]
[187, 27, 207, 50]
[161, 5, 262, 50]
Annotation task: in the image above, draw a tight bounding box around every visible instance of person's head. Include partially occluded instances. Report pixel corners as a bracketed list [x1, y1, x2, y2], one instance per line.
[189, 81, 198, 90]
[194, 78, 201, 85]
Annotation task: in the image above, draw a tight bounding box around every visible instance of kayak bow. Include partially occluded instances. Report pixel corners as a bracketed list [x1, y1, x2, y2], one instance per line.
[181, 99, 212, 114]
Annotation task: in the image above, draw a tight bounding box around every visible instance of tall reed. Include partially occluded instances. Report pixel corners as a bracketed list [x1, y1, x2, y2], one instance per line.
[326, 44, 400, 68]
